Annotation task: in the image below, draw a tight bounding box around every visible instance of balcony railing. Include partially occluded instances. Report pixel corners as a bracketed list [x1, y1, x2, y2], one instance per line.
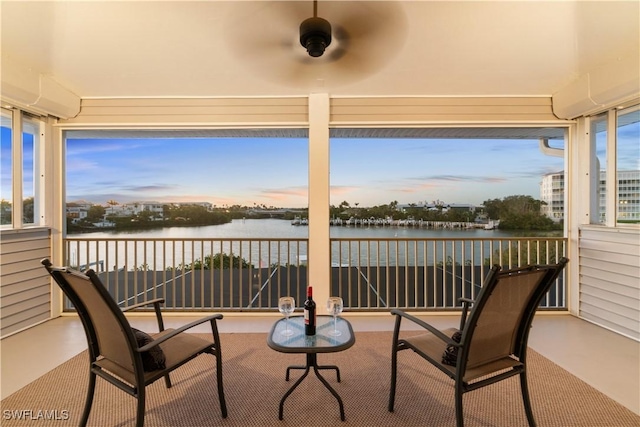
[330, 237, 567, 311]
[63, 236, 567, 312]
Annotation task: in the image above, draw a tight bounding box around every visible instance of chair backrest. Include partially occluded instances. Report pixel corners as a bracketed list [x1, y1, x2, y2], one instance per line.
[461, 258, 568, 371]
[42, 259, 136, 371]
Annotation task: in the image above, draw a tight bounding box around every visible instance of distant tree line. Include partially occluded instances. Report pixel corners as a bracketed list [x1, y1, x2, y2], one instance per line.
[328, 200, 476, 223]
[68, 203, 236, 232]
[324, 195, 561, 231]
[482, 195, 560, 230]
[18, 194, 560, 232]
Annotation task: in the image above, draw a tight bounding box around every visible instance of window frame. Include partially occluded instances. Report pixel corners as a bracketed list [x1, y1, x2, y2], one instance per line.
[588, 103, 640, 228]
[616, 104, 640, 224]
[0, 107, 46, 229]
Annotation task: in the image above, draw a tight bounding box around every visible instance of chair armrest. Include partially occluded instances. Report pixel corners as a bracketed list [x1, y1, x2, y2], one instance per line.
[121, 298, 166, 332]
[458, 297, 475, 330]
[136, 314, 224, 352]
[121, 298, 165, 312]
[390, 309, 459, 346]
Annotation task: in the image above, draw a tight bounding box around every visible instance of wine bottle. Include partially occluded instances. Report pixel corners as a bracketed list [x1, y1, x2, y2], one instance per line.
[304, 286, 316, 335]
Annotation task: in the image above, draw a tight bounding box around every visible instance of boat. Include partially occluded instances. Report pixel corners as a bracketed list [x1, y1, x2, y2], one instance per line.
[484, 219, 500, 230]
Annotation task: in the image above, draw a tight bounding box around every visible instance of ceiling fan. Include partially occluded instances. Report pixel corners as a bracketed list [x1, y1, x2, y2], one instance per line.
[225, 1, 407, 88]
[299, 1, 332, 57]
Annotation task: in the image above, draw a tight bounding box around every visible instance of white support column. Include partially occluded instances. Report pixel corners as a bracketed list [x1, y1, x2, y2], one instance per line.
[34, 120, 46, 226]
[575, 117, 592, 226]
[605, 110, 617, 227]
[587, 116, 601, 224]
[48, 119, 65, 317]
[567, 120, 585, 316]
[307, 93, 331, 313]
[11, 109, 23, 229]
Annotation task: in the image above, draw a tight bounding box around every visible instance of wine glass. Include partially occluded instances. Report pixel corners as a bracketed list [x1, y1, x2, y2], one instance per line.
[278, 296, 295, 336]
[326, 296, 343, 336]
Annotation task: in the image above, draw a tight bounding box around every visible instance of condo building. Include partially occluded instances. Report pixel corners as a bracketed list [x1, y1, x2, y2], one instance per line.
[541, 170, 640, 222]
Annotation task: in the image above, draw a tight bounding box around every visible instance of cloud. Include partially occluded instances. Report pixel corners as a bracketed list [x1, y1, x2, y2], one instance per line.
[617, 145, 640, 170]
[509, 163, 564, 179]
[391, 182, 440, 193]
[66, 139, 158, 156]
[409, 174, 507, 183]
[259, 188, 307, 202]
[66, 193, 134, 205]
[260, 187, 307, 196]
[119, 184, 179, 193]
[66, 158, 101, 172]
[330, 185, 358, 195]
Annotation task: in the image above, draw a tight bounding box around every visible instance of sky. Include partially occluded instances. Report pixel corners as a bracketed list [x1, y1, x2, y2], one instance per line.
[65, 136, 568, 208]
[1, 123, 638, 209]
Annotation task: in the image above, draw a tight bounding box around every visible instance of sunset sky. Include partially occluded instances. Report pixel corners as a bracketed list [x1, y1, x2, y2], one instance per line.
[64, 136, 568, 208]
[2, 123, 638, 209]
[62, 122, 639, 208]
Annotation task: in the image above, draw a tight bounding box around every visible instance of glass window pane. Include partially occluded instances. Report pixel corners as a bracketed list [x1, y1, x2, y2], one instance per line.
[616, 106, 640, 224]
[590, 113, 607, 224]
[330, 134, 565, 229]
[1, 108, 12, 226]
[65, 134, 309, 234]
[22, 119, 38, 225]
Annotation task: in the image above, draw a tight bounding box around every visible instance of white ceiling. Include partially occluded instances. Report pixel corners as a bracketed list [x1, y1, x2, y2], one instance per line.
[1, 1, 639, 99]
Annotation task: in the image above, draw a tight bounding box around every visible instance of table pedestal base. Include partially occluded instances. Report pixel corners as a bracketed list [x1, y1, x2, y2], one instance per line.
[279, 353, 345, 421]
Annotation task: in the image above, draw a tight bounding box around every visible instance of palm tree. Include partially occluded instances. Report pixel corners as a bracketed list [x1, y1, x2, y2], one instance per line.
[107, 200, 119, 216]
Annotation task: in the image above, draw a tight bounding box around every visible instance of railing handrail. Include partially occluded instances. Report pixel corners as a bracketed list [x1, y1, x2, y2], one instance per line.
[65, 237, 307, 242]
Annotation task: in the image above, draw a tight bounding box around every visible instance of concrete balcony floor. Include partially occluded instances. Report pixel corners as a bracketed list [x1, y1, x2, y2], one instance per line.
[1, 313, 638, 415]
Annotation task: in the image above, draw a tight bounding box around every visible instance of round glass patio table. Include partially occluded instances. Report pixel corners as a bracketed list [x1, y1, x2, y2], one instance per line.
[267, 315, 355, 421]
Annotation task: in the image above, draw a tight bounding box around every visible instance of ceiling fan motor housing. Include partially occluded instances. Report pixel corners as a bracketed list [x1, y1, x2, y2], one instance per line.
[300, 17, 332, 57]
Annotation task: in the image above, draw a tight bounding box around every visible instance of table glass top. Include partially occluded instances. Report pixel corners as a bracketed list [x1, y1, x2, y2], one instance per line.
[268, 315, 355, 353]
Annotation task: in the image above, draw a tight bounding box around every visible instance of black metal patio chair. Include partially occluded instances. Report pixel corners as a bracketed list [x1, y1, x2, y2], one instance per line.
[41, 258, 227, 427]
[388, 257, 569, 427]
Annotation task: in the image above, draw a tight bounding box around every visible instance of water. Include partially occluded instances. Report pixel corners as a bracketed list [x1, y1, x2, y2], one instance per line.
[70, 218, 542, 239]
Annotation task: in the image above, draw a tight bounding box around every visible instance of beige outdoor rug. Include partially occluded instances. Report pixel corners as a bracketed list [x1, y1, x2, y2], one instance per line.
[1, 331, 638, 427]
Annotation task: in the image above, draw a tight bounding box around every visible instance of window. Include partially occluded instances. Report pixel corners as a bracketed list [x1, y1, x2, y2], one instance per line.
[1, 108, 12, 225]
[64, 131, 309, 234]
[0, 108, 44, 228]
[22, 117, 41, 225]
[616, 105, 640, 223]
[590, 113, 608, 223]
[330, 129, 565, 225]
[589, 104, 640, 226]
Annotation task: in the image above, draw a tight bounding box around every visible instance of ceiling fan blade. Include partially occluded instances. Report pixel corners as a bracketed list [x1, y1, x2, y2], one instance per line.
[331, 2, 407, 51]
[222, 1, 408, 88]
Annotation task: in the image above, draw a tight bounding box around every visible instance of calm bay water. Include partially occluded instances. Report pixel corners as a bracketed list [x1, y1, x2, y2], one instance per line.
[68, 219, 562, 270]
[70, 218, 542, 239]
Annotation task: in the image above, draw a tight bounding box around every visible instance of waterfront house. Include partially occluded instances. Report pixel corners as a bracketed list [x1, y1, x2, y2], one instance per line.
[1, 0, 638, 420]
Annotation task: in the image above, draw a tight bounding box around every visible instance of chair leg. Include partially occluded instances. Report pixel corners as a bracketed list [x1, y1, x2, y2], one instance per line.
[79, 370, 96, 427]
[136, 388, 145, 427]
[454, 381, 464, 427]
[520, 371, 537, 427]
[388, 345, 398, 412]
[164, 374, 172, 388]
[208, 319, 227, 418]
[389, 314, 402, 412]
[216, 355, 227, 418]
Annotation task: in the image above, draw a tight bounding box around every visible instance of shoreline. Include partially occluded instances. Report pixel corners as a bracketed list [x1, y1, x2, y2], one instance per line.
[69, 217, 561, 237]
